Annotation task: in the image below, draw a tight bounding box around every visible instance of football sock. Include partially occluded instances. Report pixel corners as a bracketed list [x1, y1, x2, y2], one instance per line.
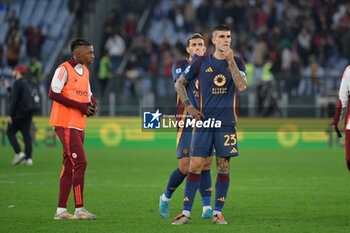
[56, 207, 67, 215]
[199, 169, 212, 207]
[214, 173, 230, 212]
[164, 168, 187, 199]
[183, 172, 200, 212]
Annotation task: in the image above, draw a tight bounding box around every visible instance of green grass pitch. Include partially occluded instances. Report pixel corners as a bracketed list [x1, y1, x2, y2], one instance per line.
[1, 146, 350, 233]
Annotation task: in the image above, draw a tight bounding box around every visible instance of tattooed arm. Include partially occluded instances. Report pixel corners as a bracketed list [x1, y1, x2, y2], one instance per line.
[222, 47, 247, 92]
[174, 75, 204, 120]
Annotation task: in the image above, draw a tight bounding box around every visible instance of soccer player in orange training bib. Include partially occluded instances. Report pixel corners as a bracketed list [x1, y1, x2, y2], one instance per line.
[49, 38, 98, 220]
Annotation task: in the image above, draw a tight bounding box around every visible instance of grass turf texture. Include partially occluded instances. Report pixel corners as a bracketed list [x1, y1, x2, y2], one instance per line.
[0, 146, 349, 233]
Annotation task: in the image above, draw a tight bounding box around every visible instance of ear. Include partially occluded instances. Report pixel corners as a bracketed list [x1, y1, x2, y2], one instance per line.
[203, 46, 207, 53]
[186, 47, 190, 54]
[211, 37, 215, 45]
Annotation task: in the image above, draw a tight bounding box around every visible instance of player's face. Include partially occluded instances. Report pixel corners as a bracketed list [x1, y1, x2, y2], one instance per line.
[186, 38, 206, 58]
[77, 45, 95, 65]
[212, 30, 231, 52]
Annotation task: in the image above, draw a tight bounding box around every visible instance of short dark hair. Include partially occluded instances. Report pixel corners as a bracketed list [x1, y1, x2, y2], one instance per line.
[211, 24, 230, 35]
[70, 38, 92, 52]
[187, 33, 204, 47]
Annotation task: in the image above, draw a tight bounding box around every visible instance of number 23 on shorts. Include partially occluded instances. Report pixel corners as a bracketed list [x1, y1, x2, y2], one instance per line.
[224, 134, 237, 146]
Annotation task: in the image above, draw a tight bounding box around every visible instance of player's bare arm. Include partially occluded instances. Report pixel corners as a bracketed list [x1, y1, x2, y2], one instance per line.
[174, 75, 204, 120]
[222, 47, 247, 92]
[216, 157, 230, 174]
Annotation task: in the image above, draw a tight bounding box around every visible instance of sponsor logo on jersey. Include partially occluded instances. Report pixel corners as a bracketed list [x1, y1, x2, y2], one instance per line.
[205, 67, 213, 72]
[75, 90, 88, 96]
[184, 197, 189, 201]
[214, 74, 226, 87]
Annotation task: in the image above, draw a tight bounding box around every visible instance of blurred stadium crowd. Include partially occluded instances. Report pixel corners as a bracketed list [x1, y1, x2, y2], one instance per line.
[1, 0, 350, 116]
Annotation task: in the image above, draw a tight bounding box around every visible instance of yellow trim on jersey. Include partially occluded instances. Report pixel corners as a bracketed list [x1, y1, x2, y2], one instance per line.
[233, 92, 237, 122]
[176, 108, 188, 147]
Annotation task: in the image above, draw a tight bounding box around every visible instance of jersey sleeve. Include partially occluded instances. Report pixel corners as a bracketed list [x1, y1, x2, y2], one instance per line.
[172, 61, 184, 84]
[332, 66, 350, 125]
[339, 67, 350, 109]
[51, 66, 68, 93]
[234, 57, 247, 78]
[183, 54, 202, 82]
[88, 82, 92, 101]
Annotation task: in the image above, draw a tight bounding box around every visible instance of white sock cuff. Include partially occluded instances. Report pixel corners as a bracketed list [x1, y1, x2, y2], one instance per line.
[56, 207, 66, 215]
[162, 194, 171, 202]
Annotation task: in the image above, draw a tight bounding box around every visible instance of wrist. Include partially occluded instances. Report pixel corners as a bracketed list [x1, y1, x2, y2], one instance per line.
[183, 99, 192, 107]
[77, 103, 88, 114]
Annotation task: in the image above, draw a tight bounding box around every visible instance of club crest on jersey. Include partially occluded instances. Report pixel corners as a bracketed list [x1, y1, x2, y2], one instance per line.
[176, 68, 182, 74]
[214, 74, 226, 87]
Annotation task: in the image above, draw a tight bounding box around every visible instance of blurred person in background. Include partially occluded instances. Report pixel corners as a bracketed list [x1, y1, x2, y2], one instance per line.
[28, 57, 43, 89]
[6, 30, 21, 68]
[98, 51, 112, 94]
[2, 65, 34, 166]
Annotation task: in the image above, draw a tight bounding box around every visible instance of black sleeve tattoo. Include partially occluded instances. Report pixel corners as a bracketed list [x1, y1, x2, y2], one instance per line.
[174, 75, 192, 107]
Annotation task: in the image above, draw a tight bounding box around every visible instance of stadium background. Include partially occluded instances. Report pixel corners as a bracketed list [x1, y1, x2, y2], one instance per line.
[1, 0, 350, 232]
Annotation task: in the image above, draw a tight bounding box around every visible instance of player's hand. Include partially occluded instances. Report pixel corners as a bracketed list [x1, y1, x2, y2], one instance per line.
[2, 79, 9, 89]
[194, 49, 205, 57]
[221, 46, 234, 64]
[332, 124, 342, 138]
[85, 104, 97, 117]
[187, 105, 205, 121]
[8, 116, 12, 124]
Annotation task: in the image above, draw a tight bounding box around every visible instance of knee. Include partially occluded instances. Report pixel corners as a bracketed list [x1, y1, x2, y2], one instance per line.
[203, 157, 213, 170]
[74, 159, 87, 174]
[179, 166, 189, 175]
